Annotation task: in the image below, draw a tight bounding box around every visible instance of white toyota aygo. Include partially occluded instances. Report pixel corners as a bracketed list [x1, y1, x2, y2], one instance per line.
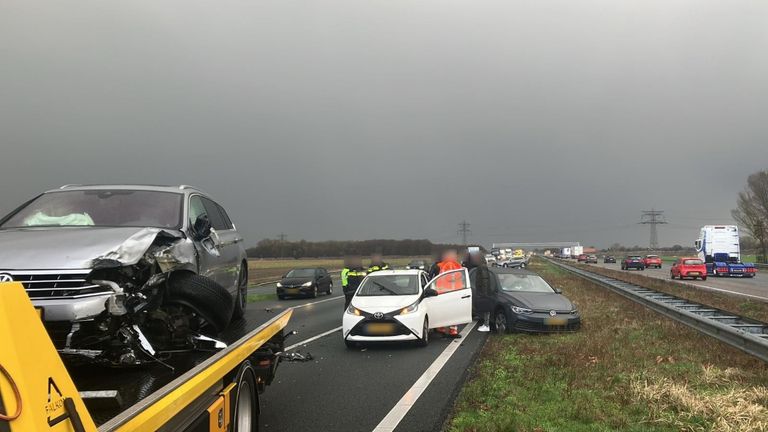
[342, 269, 472, 348]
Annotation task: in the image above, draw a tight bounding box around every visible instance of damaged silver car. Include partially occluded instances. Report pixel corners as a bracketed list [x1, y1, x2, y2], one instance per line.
[0, 184, 249, 367]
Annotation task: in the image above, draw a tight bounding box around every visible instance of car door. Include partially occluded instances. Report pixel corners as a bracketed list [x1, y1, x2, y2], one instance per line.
[188, 195, 227, 285]
[318, 268, 331, 291]
[422, 269, 473, 328]
[201, 197, 242, 294]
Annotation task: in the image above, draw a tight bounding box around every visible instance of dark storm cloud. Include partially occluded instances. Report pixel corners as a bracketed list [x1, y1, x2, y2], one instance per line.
[1, 0, 767, 248]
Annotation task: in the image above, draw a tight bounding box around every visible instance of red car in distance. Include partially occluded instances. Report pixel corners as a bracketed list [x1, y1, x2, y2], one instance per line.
[577, 254, 588, 263]
[643, 255, 663, 269]
[670, 257, 707, 281]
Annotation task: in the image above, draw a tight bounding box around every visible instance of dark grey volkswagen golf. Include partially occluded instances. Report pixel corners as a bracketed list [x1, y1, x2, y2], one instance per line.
[472, 268, 581, 334]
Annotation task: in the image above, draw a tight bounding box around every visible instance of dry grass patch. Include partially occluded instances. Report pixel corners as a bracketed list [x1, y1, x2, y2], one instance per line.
[447, 260, 768, 432]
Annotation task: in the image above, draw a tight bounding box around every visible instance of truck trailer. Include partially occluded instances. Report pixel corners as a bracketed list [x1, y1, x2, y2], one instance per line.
[0, 281, 292, 432]
[695, 225, 757, 277]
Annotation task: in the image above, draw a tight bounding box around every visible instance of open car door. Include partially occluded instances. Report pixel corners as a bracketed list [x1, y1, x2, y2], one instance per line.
[423, 268, 473, 328]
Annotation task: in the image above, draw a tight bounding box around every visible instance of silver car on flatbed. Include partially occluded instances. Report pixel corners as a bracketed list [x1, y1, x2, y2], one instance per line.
[0, 184, 248, 366]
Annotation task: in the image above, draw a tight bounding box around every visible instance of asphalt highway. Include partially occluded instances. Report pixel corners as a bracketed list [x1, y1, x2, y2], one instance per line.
[585, 261, 767, 301]
[244, 278, 488, 432]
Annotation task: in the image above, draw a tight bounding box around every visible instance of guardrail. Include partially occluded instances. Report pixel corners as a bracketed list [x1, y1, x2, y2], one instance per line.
[545, 258, 768, 363]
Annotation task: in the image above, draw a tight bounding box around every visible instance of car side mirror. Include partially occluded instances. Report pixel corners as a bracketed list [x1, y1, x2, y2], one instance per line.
[424, 288, 438, 298]
[192, 214, 212, 241]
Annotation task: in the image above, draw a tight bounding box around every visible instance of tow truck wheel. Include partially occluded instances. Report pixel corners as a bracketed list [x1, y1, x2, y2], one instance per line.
[233, 364, 259, 432]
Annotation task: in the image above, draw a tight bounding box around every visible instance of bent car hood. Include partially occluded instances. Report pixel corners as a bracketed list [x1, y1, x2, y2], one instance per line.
[0, 227, 181, 270]
[352, 294, 421, 312]
[501, 291, 574, 311]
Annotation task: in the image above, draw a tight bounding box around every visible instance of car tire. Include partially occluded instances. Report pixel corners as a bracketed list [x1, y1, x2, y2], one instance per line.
[701, 276, 707, 281]
[277, 295, 286, 300]
[417, 317, 429, 347]
[166, 272, 234, 333]
[327, 283, 333, 295]
[311, 286, 318, 299]
[233, 363, 259, 432]
[232, 263, 249, 320]
[520, 263, 526, 269]
[670, 273, 675, 279]
[494, 309, 510, 334]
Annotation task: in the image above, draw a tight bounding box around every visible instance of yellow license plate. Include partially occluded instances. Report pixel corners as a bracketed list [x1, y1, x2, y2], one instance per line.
[367, 323, 396, 335]
[286, 288, 299, 294]
[545, 317, 567, 326]
[35, 307, 44, 320]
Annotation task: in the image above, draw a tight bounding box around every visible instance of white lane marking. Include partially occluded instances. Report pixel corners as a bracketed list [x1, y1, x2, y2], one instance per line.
[590, 264, 768, 302]
[680, 281, 768, 302]
[285, 326, 343, 351]
[372, 321, 478, 432]
[291, 295, 344, 309]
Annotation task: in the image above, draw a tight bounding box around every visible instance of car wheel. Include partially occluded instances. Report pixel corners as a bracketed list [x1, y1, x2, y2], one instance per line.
[417, 317, 429, 347]
[166, 272, 234, 332]
[494, 309, 510, 334]
[232, 263, 249, 320]
[277, 295, 286, 300]
[233, 364, 259, 432]
[520, 263, 526, 269]
[701, 276, 707, 281]
[670, 272, 675, 279]
[311, 286, 318, 298]
[327, 283, 333, 295]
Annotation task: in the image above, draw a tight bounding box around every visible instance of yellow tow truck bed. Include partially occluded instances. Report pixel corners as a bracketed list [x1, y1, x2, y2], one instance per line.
[0, 282, 292, 432]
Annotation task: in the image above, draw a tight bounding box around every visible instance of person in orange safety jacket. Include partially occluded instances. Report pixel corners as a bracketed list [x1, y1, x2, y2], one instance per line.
[433, 248, 463, 338]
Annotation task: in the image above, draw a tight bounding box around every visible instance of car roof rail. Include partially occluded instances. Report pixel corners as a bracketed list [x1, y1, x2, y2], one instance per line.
[59, 184, 82, 189]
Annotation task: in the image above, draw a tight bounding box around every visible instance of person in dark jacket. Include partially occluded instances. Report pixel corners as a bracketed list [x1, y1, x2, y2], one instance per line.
[466, 250, 496, 332]
[341, 256, 366, 308]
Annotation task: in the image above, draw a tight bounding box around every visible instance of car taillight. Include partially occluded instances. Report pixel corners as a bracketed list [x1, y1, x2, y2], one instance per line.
[747, 267, 756, 273]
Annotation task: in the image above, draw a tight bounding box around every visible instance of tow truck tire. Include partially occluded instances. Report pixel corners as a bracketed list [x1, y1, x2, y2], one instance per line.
[233, 363, 259, 432]
[232, 263, 249, 320]
[166, 273, 234, 333]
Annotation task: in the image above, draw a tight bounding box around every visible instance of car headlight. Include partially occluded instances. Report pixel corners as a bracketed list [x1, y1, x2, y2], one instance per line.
[302, 281, 313, 287]
[511, 305, 533, 314]
[398, 301, 419, 315]
[276, 282, 282, 288]
[346, 305, 362, 316]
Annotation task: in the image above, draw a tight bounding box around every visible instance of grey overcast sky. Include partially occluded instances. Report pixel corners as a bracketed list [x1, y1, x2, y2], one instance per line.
[1, 0, 767, 249]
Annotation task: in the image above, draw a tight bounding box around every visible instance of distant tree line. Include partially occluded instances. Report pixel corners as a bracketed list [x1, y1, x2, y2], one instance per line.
[732, 170, 768, 263]
[246, 238, 467, 259]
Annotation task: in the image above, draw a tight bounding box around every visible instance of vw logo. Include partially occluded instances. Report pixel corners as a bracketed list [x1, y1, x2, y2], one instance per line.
[373, 312, 384, 320]
[549, 310, 557, 317]
[0, 273, 13, 282]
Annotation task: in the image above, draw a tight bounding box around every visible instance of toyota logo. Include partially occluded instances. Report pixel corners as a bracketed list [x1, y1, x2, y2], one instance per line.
[0, 273, 13, 283]
[549, 310, 557, 317]
[373, 312, 384, 320]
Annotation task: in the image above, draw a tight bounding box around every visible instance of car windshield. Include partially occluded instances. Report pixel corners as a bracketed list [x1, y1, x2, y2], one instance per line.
[357, 275, 419, 296]
[684, 259, 704, 265]
[628, 256, 642, 260]
[497, 274, 555, 293]
[286, 269, 316, 278]
[0, 190, 183, 229]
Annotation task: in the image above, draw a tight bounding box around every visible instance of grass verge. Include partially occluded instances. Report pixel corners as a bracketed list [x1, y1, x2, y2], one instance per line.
[246, 293, 275, 303]
[447, 260, 768, 432]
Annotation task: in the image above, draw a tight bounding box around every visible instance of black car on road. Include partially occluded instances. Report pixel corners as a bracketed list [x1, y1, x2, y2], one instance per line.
[277, 268, 333, 299]
[470, 268, 580, 334]
[621, 256, 645, 271]
[603, 255, 616, 263]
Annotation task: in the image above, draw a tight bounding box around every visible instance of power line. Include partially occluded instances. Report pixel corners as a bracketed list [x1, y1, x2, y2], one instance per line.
[457, 220, 471, 245]
[277, 232, 287, 257]
[639, 209, 667, 250]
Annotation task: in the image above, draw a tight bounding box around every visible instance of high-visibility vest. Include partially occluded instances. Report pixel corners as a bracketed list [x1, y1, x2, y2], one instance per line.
[435, 260, 463, 292]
